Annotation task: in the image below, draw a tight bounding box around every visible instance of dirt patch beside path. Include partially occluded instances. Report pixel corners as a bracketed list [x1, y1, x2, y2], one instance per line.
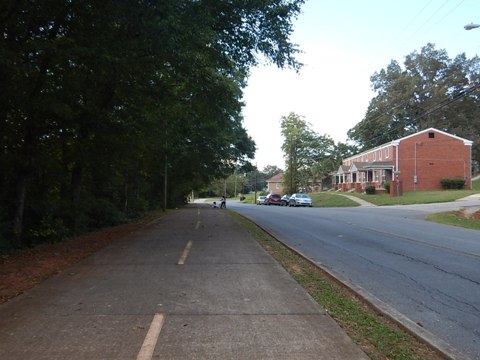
[0, 212, 163, 304]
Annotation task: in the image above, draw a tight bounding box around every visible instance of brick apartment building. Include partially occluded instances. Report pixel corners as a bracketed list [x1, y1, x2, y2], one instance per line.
[266, 172, 285, 194]
[333, 128, 473, 194]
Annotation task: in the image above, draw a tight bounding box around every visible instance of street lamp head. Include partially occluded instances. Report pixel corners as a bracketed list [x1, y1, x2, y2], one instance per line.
[464, 23, 480, 31]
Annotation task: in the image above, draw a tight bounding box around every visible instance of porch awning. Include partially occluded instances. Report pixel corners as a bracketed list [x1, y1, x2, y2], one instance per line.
[363, 161, 394, 170]
[337, 165, 350, 174]
[350, 162, 369, 172]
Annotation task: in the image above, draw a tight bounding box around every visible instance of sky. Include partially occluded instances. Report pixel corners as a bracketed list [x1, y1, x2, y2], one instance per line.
[242, 0, 480, 170]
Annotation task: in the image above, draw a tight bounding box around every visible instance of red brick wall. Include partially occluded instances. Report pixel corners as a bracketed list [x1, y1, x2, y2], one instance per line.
[346, 144, 396, 164]
[397, 130, 471, 191]
[267, 182, 284, 194]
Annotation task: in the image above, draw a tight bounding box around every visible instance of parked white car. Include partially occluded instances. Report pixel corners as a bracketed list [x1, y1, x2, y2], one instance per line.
[256, 195, 267, 205]
[288, 193, 313, 207]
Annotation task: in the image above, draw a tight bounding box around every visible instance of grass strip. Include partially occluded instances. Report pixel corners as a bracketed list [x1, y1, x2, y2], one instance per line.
[310, 192, 360, 207]
[426, 211, 480, 230]
[349, 189, 478, 206]
[230, 211, 446, 360]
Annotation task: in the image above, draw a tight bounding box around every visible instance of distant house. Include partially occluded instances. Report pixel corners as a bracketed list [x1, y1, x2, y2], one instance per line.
[266, 173, 285, 194]
[333, 128, 473, 193]
[266, 172, 322, 194]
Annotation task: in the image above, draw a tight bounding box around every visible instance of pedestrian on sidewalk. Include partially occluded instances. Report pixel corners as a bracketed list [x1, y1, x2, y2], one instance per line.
[220, 196, 226, 209]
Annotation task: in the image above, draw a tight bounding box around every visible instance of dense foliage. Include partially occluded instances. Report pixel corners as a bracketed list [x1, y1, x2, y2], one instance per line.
[0, 0, 304, 248]
[280, 112, 353, 193]
[204, 164, 284, 198]
[348, 43, 480, 164]
[279, 44, 480, 194]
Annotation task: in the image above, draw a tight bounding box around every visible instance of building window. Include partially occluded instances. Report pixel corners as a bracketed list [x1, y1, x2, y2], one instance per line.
[373, 151, 376, 161]
[428, 132, 435, 138]
[385, 147, 389, 158]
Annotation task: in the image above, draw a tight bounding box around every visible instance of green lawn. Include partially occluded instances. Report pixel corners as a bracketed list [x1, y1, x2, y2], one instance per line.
[426, 211, 480, 230]
[310, 192, 360, 207]
[473, 177, 480, 191]
[239, 192, 359, 207]
[347, 180, 479, 206]
[238, 178, 479, 207]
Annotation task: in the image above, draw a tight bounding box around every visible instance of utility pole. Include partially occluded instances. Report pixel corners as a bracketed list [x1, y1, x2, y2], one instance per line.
[234, 170, 237, 198]
[254, 163, 257, 204]
[164, 154, 167, 211]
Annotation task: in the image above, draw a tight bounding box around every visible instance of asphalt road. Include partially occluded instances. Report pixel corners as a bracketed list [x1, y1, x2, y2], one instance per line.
[227, 198, 480, 360]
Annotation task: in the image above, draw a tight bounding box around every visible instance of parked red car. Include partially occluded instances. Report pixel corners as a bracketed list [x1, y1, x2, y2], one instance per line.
[265, 193, 282, 205]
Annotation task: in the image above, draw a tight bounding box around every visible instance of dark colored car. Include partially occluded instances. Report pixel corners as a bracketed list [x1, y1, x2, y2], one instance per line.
[280, 194, 290, 206]
[265, 193, 282, 205]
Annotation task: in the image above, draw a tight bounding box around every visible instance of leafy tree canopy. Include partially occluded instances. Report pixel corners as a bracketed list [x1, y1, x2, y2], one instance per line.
[347, 43, 480, 164]
[0, 0, 305, 248]
[280, 112, 344, 193]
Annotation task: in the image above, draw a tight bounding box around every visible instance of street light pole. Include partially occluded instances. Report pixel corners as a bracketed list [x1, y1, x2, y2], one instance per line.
[464, 23, 480, 30]
[254, 163, 257, 205]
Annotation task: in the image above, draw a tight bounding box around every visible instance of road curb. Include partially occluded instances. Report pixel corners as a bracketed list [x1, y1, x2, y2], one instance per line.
[237, 213, 472, 360]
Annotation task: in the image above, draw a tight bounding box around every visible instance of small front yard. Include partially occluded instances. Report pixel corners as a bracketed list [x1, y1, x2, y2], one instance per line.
[310, 192, 360, 207]
[347, 187, 478, 206]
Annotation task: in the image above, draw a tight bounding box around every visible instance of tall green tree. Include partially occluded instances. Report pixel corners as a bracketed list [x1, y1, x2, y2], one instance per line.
[0, 0, 305, 248]
[262, 165, 283, 179]
[348, 43, 480, 165]
[281, 113, 353, 192]
[280, 113, 322, 193]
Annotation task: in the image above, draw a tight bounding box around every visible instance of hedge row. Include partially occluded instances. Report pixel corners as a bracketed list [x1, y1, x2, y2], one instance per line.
[440, 178, 466, 190]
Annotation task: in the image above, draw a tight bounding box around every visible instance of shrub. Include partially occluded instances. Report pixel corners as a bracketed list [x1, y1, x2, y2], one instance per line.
[383, 182, 390, 193]
[29, 215, 69, 244]
[453, 178, 466, 189]
[365, 185, 375, 194]
[440, 178, 452, 190]
[440, 178, 466, 190]
[86, 198, 126, 229]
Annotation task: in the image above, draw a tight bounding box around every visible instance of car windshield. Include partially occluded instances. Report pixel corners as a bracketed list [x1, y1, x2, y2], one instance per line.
[298, 194, 309, 198]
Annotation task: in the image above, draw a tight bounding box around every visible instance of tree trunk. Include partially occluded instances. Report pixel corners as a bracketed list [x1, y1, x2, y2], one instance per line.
[71, 163, 82, 233]
[12, 178, 27, 248]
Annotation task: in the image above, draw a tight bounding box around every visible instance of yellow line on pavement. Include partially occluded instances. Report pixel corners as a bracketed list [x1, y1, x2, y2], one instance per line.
[136, 313, 165, 360]
[177, 240, 193, 265]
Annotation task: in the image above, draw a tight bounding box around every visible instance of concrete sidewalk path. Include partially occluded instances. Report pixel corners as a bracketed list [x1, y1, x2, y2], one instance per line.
[333, 193, 377, 207]
[0, 204, 368, 360]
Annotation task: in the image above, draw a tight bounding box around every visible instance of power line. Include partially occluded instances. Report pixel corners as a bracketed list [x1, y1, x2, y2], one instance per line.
[370, 0, 467, 75]
[352, 81, 480, 147]
[390, 0, 434, 44]
[372, 0, 434, 66]
[396, 0, 449, 52]
[422, 0, 466, 39]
